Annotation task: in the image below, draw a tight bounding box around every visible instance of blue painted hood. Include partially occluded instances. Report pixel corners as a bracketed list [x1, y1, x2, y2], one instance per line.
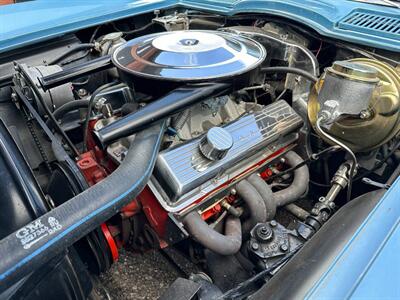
[0, 0, 399, 53]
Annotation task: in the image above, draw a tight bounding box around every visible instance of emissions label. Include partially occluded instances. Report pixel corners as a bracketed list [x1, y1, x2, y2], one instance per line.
[16, 217, 62, 249]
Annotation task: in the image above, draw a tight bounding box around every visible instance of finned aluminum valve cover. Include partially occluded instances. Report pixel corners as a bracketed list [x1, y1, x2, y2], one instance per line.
[151, 101, 303, 213]
[112, 30, 266, 81]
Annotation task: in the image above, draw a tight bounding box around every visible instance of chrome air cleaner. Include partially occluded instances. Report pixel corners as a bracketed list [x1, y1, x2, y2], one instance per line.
[112, 30, 266, 82]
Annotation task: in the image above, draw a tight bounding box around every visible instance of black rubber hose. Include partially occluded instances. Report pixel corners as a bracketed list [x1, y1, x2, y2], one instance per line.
[273, 151, 310, 207]
[45, 99, 90, 128]
[247, 174, 276, 221]
[261, 66, 318, 83]
[53, 99, 90, 120]
[47, 43, 95, 66]
[0, 121, 165, 293]
[235, 179, 267, 233]
[182, 211, 242, 256]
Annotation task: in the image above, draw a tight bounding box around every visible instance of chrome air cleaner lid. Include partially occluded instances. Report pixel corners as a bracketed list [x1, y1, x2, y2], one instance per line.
[112, 30, 266, 82]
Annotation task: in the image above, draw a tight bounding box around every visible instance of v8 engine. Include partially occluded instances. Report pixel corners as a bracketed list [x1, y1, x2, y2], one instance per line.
[0, 9, 399, 300]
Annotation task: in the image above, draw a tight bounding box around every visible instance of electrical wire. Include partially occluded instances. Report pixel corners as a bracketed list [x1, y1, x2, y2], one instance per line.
[261, 66, 318, 83]
[56, 25, 102, 66]
[46, 43, 95, 66]
[111, 22, 154, 36]
[268, 145, 340, 181]
[89, 25, 102, 43]
[316, 117, 357, 202]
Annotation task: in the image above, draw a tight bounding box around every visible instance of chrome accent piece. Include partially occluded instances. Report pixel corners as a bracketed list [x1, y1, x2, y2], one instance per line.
[152, 100, 303, 212]
[199, 127, 233, 161]
[112, 30, 266, 82]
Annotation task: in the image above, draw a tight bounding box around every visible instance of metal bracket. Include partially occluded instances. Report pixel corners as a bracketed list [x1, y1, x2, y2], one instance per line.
[362, 177, 391, 189]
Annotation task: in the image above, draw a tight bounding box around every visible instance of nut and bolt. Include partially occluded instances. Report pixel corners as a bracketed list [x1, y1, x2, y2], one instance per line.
[94, 97, 107, 111]
[230, 188, 237, 196]
[260, 226, 269, 235]
[77, 88, 88, 98]
[257, 225, 273, 241]
[280, 244, 288, 252]
[11, 93, 17, 102]
[251, 242, 259, 251]
[321, 211, 329, 222]
[101, 103, 113, 118]
[270, 220, 277, 227]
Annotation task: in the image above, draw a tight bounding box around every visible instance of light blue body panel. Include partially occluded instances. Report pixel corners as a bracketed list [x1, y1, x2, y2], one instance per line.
[0, 0, 399, 54]
[0, 0, 399, 298]
[306, 177, 400, 299]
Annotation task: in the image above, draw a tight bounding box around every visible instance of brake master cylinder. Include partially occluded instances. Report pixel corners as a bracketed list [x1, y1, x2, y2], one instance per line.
[308, 59, 400, 152]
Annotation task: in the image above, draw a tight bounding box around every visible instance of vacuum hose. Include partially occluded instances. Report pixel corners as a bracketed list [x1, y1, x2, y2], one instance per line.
[0, 121, 165, 293]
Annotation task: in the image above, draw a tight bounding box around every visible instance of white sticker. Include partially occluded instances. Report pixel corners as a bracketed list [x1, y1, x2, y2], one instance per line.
[16, 217, 62, 249]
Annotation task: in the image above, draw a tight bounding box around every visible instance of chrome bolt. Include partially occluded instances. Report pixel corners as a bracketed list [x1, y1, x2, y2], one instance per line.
[11, 93, 17, 102]
[77, 88, 88, 98]
[251, 242, 259, 251]
[360, 110, 371, 119]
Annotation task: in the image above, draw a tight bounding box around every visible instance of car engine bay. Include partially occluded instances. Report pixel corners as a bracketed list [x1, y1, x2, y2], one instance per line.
[0, 9, 399, 300]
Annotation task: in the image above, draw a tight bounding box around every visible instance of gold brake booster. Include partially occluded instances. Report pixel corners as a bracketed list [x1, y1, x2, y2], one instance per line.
[308, 58, 400, 152]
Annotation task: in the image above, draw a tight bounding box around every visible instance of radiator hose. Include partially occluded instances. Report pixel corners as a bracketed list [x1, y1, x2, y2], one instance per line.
[0, 121, 165, 293]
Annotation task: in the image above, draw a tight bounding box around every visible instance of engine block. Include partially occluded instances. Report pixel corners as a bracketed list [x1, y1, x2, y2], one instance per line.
[150, 100, 303, 213]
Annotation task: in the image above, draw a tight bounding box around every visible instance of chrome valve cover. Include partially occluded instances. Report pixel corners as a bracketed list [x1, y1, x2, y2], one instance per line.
[151, 100, 303, 213]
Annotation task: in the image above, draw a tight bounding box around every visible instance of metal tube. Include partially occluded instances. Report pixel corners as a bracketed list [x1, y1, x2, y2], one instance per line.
[285, 204, 309, 221]
[94, 83, 230, 147]
[38, 55, 112, 91]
